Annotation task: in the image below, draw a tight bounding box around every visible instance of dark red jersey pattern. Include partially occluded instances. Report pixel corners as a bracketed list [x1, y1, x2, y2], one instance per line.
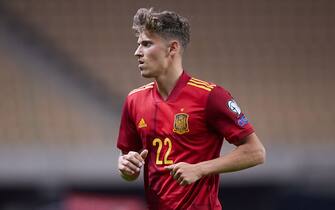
[117, 72, 254, 210]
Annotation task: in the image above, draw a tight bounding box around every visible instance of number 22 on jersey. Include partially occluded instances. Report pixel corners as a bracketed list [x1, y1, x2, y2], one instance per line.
[152, 138, 173, 165]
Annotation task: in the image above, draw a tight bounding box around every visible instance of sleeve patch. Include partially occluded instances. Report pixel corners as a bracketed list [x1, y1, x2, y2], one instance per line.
[227, 100, 241, 115]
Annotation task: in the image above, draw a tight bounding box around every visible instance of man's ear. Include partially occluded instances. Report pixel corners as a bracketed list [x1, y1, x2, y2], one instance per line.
[168, 40, 180, 56]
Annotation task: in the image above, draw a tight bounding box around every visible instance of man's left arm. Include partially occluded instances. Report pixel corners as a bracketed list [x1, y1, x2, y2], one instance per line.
[165, 133, 265, 185]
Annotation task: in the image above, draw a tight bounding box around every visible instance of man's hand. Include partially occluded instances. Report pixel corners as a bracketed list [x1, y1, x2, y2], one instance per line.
[164, 162, 203, 186]
[118, 149, 148, 181]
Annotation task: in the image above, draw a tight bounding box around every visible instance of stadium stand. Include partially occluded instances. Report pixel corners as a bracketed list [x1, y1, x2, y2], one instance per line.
[2, 0, 334, 146]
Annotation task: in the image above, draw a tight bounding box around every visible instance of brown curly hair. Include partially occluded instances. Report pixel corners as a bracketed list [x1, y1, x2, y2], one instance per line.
[133, 8, 190, 49]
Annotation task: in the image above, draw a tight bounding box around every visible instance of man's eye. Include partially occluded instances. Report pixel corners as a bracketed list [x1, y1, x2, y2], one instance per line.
[142, 42, 152, 47]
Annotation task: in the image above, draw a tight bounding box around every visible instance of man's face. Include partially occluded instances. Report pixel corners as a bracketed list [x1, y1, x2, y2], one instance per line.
[134, 31, 170, 78]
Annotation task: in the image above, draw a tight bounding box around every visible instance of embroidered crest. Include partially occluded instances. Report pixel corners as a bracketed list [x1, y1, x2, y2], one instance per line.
[173, 113, 189, 134]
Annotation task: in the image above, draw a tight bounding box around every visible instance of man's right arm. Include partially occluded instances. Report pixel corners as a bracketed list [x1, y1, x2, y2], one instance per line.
[118, 150, 148, 181]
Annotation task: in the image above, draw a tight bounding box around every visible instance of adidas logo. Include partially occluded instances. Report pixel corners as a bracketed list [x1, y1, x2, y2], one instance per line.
[138, 118, 147, 128]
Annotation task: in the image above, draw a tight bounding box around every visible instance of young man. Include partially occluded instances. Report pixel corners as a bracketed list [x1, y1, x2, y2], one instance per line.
[117, 8, 265, 210]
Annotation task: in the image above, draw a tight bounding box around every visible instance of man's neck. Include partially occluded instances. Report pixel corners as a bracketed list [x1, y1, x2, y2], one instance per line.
[155, 66, 183, 101]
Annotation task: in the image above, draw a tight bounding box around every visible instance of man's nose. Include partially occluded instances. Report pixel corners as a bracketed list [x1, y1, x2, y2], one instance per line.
[134, 46, 143, 57]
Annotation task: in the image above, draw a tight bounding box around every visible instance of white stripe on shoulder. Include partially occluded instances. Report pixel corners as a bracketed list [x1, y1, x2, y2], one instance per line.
[128, 82, 154, 96]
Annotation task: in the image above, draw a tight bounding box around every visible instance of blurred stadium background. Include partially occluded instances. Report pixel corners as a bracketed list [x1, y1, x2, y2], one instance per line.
[0, 0, 334, 209]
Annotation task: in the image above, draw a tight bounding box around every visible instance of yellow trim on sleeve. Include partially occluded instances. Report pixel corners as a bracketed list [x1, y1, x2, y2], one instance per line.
[187, 82, 212, 91]
[190, 78, 216, 88]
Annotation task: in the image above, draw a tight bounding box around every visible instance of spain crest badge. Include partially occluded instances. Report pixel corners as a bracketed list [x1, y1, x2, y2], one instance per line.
[173, 113, 189, 134]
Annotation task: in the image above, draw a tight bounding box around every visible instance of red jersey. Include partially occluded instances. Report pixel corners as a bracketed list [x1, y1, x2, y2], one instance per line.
[117, 72, 254, 210]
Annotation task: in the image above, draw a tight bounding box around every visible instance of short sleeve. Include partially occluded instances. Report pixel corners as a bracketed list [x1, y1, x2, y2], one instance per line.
[205, 86, 254, 145]
[117, 97, 142, 153]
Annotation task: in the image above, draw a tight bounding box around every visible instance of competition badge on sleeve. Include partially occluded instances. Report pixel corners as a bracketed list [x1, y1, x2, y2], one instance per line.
[227, 100, 241, 115]
[227, 99, 249, 127]
[173, 113, 189, 134]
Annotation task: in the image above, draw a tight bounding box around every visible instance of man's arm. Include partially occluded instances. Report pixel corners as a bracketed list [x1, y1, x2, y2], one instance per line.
[165, 133, 265, 185]
[118, 150, 148, 181]
[197, 133, 265, 175]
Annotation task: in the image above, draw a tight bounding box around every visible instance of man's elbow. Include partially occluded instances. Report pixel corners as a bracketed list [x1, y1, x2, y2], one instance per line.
[246, 133, 266, 166]
[255, 145, 266, 165]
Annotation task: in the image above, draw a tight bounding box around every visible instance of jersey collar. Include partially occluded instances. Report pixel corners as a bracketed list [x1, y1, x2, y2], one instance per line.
[153, 71, 191, 102]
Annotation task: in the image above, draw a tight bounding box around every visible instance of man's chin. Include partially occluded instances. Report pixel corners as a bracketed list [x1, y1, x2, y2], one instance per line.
[140, 70, 153, 78]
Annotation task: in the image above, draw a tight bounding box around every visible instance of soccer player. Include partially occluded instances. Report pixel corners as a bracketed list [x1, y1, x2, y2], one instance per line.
[117, 8, 266, 210]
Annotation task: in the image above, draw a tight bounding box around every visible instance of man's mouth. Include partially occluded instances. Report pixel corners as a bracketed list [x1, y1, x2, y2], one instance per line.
[138, 60, 144, 69]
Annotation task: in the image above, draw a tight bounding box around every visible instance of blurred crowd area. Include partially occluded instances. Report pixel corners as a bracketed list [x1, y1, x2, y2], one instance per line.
[0, 0, 334, 209]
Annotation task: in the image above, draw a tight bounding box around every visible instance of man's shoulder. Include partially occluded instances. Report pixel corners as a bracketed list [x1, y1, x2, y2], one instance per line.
[186, 77, 217, 93]
[128, 82, 154, 96]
